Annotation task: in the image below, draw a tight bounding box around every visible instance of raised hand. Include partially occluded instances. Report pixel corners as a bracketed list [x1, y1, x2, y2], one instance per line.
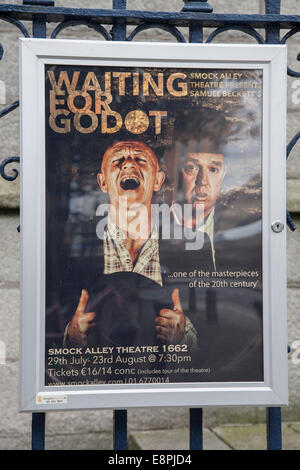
[67, 289, 96, 346]
[155, 288, 186, 344]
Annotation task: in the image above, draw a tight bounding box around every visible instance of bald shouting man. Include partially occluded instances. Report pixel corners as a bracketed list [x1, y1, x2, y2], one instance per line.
[65, 140, 197, 349]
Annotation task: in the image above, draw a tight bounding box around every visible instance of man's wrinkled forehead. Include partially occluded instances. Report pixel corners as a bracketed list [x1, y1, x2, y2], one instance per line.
[186, 152, 225, 166]
[101, 141, 158, 169]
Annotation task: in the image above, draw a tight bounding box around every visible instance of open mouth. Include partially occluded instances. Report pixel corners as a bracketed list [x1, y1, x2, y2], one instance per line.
[120, 176, 141, 190]
[193, 193, 208, 201]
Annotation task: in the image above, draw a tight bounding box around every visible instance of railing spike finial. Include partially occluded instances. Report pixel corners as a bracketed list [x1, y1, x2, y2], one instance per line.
[182, 0, 213, 13]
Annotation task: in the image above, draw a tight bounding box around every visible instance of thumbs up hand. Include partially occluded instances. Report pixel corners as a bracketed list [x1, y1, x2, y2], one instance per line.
[155, 288, 186, 344]
[67, 289, 96, 346]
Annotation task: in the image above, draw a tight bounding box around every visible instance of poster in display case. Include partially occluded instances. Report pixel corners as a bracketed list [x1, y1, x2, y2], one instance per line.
[19, 39, 288, 411]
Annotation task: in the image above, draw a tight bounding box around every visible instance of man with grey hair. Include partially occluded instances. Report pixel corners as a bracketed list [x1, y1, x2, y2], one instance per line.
[162, 107, 231, 273]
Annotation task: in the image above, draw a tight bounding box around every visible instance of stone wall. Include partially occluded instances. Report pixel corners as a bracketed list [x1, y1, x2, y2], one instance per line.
[0, 0, 299, 449]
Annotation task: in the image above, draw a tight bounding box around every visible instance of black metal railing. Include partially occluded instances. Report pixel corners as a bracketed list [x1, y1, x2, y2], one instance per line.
[0, 0, 297, 450]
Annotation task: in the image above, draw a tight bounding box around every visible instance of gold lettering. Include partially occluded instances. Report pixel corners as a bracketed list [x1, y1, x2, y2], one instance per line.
[49, 110, 70, 133]
[49, 90, 65, 114]
[101, 110, 122, 134]
[143, 73, 164, 96]
[167, 73, 187, 97]
[125, 110, 149, 134]
[48, 71, 80, 94]
[133, 72, 139, 96]
[67, 91, 92, 114]
[81, 72, 102, 92]
[105, 72, 111, 94]
[73, 112, 98, 134]
[112, 72, 131, 95]
[149, 110, 167, 134]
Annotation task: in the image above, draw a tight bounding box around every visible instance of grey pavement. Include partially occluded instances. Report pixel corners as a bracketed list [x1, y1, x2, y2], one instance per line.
[1, 423, 299, 450]
[0, 422, 300, 451]
[128, 423, 300, 451]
